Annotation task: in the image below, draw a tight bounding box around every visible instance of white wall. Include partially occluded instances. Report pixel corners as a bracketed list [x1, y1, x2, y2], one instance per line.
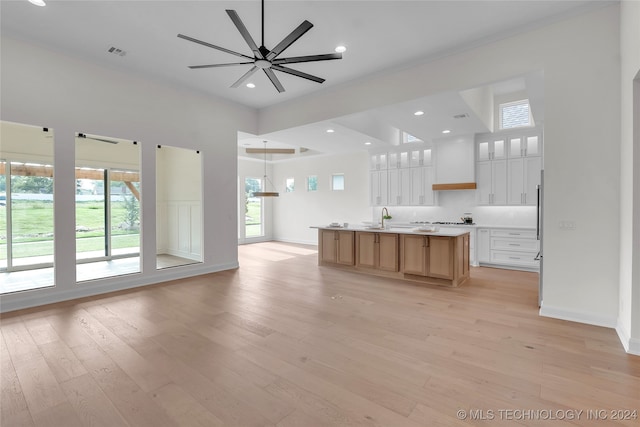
[271, 151, 371, 244]
[0, 35, 257, 312]
[618, 0, 640, 354]
[260, 6, 623, 329]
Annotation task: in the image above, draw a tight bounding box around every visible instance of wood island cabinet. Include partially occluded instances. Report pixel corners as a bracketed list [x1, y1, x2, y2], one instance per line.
[356, 232, 399, 272]
[400, 233, 470, 286]
[319, 229, 355, 265]
[317, 229, 469, 287]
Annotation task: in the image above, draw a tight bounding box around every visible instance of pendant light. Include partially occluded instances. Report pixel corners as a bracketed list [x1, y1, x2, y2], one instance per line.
[253, 141, 279, 197]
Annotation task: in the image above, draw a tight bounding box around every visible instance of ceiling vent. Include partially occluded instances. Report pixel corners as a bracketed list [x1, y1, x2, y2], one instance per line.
[453, 113, 468, 119]
[107, 46, 127, 57]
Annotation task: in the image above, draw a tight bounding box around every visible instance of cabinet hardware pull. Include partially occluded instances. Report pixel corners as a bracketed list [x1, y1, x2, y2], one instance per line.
[508, 243, 520, 246]
[509, 256, 520, 260]
[508, 233, 521, 235]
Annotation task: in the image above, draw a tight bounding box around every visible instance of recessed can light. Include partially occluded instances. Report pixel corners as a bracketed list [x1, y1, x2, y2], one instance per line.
[246, 83, 256, 88]
[326, 129, 335, 133]
[364, 141, 372, 145]
[335, 45, 347, 53]
[414, 111, 425, 116]
[29, 0, 46, 5]
[442, 129, 451, 134]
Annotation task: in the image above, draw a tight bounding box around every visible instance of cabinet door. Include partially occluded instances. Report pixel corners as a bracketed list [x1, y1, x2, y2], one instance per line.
[337, 231, 355, 265]
[357, 232, 377, 268]
[523, 156, 542, 206]
[399, 169, 411, 205]
[525, 135, 541, 157]
[492, 160, 508, 205]
[507, 158, 525, 205]
[378, 233, 399, 272]
[320, 230, 337, 263]
[476, 161, 492, 205]
[388, 169, 400, 206]
[427, 236, 454, 279]
[477, 229, 490, 263]
[370, 171, 388, 206]
[402, 235, 427, 275]
[422, 167, 435, 205]
[410, 168, 423, 205]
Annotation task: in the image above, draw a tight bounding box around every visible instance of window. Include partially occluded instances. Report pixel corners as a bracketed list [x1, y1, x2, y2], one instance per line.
[332, 174, 345, 191]
[307, 175, 318, 191]
[285, 177, 294, 192]
[499, 99, 533, 129]
[244, 177, 263, 237]
[402, 132, 423, 144]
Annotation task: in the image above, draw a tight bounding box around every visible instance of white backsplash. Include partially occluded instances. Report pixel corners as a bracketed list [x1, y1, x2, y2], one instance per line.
[371, 190, 537, 227]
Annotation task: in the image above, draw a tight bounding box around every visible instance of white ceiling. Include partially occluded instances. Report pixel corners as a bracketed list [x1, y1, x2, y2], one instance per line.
[1, 0, 608, 158]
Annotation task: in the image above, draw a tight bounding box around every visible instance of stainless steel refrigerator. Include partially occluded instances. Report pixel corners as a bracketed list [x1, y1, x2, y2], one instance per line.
[536, 170, 544, 307]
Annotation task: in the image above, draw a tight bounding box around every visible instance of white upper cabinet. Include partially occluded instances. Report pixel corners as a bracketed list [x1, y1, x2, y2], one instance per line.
[477, 138, 506, 161]
[476, 129, 542, 206]
[388, 152, 399, 169]
[370, 170, 388, 206]
[410, 166, 435, 206]
[370, 153, 388, 170]
[508, 135, 541, 158]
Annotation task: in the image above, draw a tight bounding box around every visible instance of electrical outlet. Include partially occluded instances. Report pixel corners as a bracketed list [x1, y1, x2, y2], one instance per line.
[559, 220, 576, 230]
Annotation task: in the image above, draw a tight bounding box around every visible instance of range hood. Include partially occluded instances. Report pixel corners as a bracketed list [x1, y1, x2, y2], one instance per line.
[432, 136, 477, 190]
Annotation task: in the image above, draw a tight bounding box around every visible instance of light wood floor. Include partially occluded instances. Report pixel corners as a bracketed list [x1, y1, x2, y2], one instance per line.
[1, 241, 638, 426]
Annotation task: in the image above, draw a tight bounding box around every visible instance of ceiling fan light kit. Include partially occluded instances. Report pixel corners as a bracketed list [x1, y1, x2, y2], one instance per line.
[178, 0, 342, 93]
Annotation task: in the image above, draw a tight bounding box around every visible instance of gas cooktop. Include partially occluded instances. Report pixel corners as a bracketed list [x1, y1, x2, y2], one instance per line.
[410, 221, 475, 225]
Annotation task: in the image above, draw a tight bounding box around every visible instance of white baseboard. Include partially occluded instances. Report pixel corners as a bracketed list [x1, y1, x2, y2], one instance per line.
[0, 261, 238, 314]
[539, 304, 618, 328]
[274, 237, 317, 246]
[616, 321, 640, 356]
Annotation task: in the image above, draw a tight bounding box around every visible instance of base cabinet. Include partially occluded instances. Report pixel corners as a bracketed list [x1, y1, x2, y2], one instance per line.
[318, 229, 469, 287]
[319, 230, 355, 265]
[476, 228, 539, 271]
[356, 232, 399, 272]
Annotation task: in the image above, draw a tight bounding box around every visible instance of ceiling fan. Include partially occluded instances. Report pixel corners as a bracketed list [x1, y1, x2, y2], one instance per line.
[177, 0, 342, 93]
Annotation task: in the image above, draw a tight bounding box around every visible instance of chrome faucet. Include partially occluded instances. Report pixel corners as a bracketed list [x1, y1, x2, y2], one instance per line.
[381, 207, 389, 229]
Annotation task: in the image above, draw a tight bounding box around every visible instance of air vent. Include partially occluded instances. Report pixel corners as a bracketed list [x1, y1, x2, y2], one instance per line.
[107, 46, 127, 57]
[453, 113, 469, 119]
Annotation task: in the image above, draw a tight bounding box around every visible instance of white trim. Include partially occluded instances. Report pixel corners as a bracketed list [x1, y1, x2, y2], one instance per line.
[0, 262, 238, 314]
[274, 237, 317, 246]
[616, 320, 640, 356]
[539, 304, 617, 328]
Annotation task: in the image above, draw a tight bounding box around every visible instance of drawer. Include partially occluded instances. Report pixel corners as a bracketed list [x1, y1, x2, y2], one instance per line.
[490, 229, 536, 239]
[490, 250, 539, 267]
[491, 237, 539, 252]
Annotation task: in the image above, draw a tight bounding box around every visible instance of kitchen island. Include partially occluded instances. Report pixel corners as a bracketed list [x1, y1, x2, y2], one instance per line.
[313, 225, 470, 287]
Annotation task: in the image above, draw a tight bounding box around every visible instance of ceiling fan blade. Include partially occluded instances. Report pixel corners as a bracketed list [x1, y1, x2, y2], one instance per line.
[226, 10, 263, 59]
[231, 66, 259, 88]
[177, 33, 253, 60]
[271, 65, 325, 84]
[272, 53, 342, 65]
[263, 68, 285, 93]
[189, 62, 254, 69]
[265, 20, 313, 61]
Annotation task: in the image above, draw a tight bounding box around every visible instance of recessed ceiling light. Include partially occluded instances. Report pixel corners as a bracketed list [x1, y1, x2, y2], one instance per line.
[364, 141, 372, 145]
[442, 129, 451, 134]
[414, 111, 425, 116]
[335, 45, 347, 53]
[246, 83, 256, 88]
[28, 0, 46, 6]
[326, 129, 335, 133]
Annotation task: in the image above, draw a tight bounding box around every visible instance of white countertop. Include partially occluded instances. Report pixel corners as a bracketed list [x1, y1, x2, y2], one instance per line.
[311, 225, 470, 237]
[384, 222, 536, 231]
